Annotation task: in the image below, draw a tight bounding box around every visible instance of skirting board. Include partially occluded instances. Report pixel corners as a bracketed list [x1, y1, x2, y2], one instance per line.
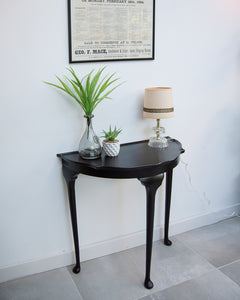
[0, 203, 239, 283]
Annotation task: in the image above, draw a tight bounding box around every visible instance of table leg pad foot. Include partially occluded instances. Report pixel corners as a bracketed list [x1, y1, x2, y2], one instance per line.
[144, 279, 154, 289]
[164, 239, 172, 246]
[73, 264, 81, 273]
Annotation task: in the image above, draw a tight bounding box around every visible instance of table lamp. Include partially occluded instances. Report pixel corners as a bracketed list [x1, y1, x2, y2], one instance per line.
[143, 87, 174, 148]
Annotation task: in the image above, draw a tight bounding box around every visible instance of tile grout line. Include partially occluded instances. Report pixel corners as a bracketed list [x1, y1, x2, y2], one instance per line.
[136, 269, 221, 300]
[217, 259, 240, 287]
[131, 238, 215, 300]
[122, 249, 152, 300]
[174, 235, 240, 290]
[136, 294, 155, 300]
[217, 258, 240, 270]
[174, 233, 240, 271]
[174, 235, 217, 268]
[133, 236, 212, 299]
[65, 266, 84, 300]
[137, 267, 240, 300]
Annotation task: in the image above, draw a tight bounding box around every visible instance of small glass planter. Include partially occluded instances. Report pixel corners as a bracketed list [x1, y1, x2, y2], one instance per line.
[78, 115, 101, 159]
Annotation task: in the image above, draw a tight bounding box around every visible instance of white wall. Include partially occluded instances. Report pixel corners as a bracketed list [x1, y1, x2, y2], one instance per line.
[1, 0, 240, 282]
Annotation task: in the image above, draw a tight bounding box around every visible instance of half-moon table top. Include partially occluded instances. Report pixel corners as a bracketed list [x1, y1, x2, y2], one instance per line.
[57, 138, 185, 179]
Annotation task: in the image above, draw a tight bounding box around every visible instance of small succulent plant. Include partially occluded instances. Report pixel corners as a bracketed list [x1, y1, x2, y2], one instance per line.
[102, 125, 122, 142]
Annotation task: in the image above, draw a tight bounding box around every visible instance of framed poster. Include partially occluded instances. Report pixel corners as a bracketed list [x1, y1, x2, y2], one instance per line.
[68, 0, 155, 63]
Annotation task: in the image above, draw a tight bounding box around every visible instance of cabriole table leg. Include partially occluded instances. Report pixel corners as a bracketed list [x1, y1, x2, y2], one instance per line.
[164, 169, 173, 246]
[138, 174, 164, 289]
[62, 166, 81, 274]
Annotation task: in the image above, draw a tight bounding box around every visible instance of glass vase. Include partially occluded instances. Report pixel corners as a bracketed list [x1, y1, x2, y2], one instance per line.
[78, 115, 101, 159]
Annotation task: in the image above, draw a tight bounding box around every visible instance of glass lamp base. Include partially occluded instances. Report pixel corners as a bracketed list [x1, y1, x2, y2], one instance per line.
[148, 122, 168, 148]
[148, 136, 168, 148]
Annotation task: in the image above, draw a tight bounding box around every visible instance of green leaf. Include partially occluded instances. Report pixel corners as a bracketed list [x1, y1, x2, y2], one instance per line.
[97, 82, 123, 103]
[43, 81, 66, 92]
[94, 73, 116, 100]
[89, 68, 105, 100]
[66, 68, 87, 106]
[55, 76, 80, 104]
[102, 125, 122, 141]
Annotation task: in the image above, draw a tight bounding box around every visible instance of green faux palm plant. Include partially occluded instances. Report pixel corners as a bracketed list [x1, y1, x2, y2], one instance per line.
[44, 67, 122, 159]
[44, 67, 122, 116]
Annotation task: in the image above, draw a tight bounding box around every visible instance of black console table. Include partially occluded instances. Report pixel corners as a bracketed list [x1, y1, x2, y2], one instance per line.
[57, 138, 184, 289]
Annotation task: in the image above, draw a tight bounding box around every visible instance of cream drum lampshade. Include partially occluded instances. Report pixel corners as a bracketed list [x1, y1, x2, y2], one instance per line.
[143, 87, 174, 119]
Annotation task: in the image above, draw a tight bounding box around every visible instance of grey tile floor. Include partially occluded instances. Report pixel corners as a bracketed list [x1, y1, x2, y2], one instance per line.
[0, 217, 239, 300]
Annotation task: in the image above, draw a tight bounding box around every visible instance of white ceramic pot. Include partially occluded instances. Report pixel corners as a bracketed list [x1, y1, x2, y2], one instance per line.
[102, 140, 120, 157]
